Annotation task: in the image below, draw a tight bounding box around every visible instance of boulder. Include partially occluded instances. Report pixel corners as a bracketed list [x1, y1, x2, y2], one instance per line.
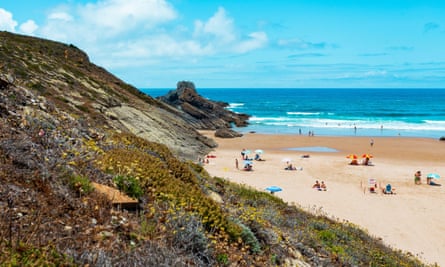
[215, 128, 243, 138]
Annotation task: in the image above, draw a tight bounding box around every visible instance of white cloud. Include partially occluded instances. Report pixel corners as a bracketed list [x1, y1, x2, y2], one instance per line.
[33, 1, 267, 59]
[81, 0, 177, 34]
[48, 12, 74, 22]
[234, 31, 268, 53]
[278, 38, 326, 50]
[26, 1, 267, 84]
[0, 8, 18, 32]
[364, 70, 388, 77]
[194, 7, 235, 43]
[19, 20, 38, 35]
[39, 0, 178, 46]
[193, 7, 267, 54]
[331, 69, 390, 81]
[112, 35, 213, 59]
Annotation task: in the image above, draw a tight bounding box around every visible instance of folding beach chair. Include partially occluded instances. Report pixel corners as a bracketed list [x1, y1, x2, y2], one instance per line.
[383, 184, 395, 194]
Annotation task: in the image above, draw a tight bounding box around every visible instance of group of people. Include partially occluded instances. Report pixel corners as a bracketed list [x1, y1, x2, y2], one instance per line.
[238, 149, 257, 171]
[414, 170, 441, 186]
[312, 180, 327, 191]
[198, 154, 217, 165]
[240, 148, 264, 161]
[284, 161, 302, 171]
[235, 158, 253, 171]
[349, 156, 372, 166]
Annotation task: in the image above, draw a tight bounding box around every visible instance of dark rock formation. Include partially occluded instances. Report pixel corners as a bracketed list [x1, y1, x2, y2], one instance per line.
[157, 81, 250, 130]
[215, 128, 243, 138]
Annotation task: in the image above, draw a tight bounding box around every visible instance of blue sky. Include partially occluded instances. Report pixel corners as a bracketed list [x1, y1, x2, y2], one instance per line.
[1, 0, 444, 88]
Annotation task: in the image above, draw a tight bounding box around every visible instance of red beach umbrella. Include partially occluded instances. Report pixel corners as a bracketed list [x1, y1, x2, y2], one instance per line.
[346, 154, 358, 159]
[362, 154, 373, 158]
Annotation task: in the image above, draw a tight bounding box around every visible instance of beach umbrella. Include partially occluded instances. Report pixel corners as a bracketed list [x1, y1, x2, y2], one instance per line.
[244, 149, 251, 155]
[255, 149, 264, 154]
[346, 154, 358, 159]
[362, 153, 373, 158]
[265, 186, 282, 193]
[427, 173, 440, 179]
[243, 160, 253, 165]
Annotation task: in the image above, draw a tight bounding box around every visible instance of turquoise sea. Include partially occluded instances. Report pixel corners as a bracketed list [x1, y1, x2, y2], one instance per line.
[141, 88, 445, 139]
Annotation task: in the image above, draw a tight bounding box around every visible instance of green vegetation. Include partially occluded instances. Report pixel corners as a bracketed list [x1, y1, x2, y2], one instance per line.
[0, 244, 75, 267]
[94, 133, 430, 266]
[113, 175, 144, 199]
[69, 174, 94, 196]
[0, 31, 436, 266]
[0, 108, 433, 266]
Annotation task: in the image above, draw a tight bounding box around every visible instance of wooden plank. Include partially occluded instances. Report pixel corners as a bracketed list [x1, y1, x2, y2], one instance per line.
[92, 182, 138, 205]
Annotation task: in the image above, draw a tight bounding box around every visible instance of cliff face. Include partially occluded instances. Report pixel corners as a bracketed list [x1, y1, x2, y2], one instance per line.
[0, 31, 216, 160]
[158, 81, 250, 130]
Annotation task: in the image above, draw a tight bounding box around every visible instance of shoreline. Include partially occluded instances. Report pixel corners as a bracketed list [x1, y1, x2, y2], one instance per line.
[200, 131, 445, 266]
[232, 124, 445, 140]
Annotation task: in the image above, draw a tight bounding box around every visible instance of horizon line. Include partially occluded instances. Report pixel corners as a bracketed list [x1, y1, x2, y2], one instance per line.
[139, 87, 445, 90]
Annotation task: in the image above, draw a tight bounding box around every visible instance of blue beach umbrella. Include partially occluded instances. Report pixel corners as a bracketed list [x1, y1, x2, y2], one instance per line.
[427, 173, 440, 179]
[265, 186, 283, 193]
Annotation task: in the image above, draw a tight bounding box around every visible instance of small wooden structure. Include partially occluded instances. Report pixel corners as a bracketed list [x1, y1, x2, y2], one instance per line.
[92, 182, 139, 211]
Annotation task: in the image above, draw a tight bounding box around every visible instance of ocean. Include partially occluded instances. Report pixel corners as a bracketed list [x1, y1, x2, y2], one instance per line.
[141, 88, 445, 139]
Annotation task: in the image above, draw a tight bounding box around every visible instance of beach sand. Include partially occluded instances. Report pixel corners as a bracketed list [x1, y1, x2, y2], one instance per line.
[200, 131, 445, 266]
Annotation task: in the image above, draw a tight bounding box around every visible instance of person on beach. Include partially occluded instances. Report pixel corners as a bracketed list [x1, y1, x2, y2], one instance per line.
[312, 180, 321, 190]
[414, 171, 422, 185]
[370, 139, 374, 147]
[362, 157, 370, 166]
[369, 183, 378, 193]
[426, 177, 441, 186]
[254, 153, 265, 161]
[285, 162, 296, 170]
[243, 163, 252, 171]
[241, 149, 246, 160]
[235, 158, 239, 169]
[320, 181, 327, 191]
[350, 158, 359, 165]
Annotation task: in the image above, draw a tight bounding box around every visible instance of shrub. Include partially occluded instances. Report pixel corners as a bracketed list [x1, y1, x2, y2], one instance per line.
[0, 243, 75, 266]
[113, 175, 144, 199]
[239, 222, 261, 254]
[167, 211, 213, 264]
[70, 175, 94, 196]
[217, 253, 229, 265]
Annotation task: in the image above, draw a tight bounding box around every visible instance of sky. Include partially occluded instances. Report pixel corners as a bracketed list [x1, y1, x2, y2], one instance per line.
[1, 0, 445, 89]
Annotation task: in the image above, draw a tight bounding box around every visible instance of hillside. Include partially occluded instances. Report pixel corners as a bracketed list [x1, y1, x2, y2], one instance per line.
[0, 31, 432, 266]
[0, 31, 219, 160]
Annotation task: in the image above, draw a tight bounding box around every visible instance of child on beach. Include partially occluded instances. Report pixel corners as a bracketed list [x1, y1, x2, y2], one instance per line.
[414, 170, 421, 185]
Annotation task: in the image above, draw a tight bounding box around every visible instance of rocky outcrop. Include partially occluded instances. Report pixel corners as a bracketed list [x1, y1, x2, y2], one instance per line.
[157, 81, 250, 130]
[215, 128, 243, 138]
[0, 31, 216, 160]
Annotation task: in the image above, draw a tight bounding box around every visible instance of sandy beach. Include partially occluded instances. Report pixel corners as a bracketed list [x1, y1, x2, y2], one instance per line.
[200, 131, 445, 266]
